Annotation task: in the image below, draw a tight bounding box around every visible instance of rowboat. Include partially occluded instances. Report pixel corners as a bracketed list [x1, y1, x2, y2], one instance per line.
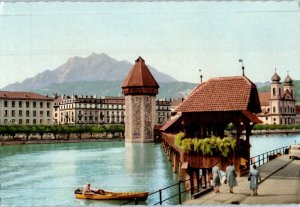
[74, 188, 149, 201]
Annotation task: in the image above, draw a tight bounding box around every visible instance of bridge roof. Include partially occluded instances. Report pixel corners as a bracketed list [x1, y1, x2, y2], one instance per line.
[176, 76, 261, 113]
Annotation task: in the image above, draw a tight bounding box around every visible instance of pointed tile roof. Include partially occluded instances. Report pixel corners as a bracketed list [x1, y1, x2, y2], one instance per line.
[121, 57, 159, 88]
[121, 57, 159, 95]
[176, 76, 261, 113]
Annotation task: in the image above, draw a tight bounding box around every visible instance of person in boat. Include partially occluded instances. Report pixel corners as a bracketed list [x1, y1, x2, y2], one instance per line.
[82, 183, 105, 195]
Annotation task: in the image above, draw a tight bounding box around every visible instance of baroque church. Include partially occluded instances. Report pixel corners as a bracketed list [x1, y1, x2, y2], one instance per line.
[257, 71, 297, 125]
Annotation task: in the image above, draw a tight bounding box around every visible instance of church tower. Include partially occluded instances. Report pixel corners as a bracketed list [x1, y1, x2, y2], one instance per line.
[121, 57, 159, 143]
[269, 70, 282, 124]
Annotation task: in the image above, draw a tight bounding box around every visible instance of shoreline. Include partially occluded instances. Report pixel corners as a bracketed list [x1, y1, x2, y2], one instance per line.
[0, 137, 124, 146]
[1, 129, 300, 146]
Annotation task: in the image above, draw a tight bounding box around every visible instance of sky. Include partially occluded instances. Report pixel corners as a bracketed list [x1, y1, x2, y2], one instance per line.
[0, 1, 300, 89]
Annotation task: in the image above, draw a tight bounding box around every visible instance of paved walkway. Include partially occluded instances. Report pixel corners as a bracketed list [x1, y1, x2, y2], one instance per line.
[184, 155, 298, 205]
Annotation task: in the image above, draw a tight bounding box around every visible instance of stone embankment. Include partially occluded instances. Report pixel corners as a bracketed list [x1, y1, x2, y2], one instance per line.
[0, 133, 124, 146]
[252, 129, 300, 135]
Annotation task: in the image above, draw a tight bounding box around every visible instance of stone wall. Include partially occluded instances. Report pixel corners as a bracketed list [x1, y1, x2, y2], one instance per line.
[125, 95, 156, 142]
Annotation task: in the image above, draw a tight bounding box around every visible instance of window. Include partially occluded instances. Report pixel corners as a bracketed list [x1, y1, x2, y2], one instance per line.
[4, 101, 8, 107]
[33, 119, 36, 124]
[33, 111, 36, 117]
[26, 102, 30, 108]
[19, 110, 22, 116]
[19, 119, 22, 124]
[47, 102, 50, 108]
[26, 119, 30, 124]
[273, 107, 276, 113]
[33, 102, 36, 108]
[12, 110, 15, 117]
[40, 111, 44, 117]
[40, 102, 43, 108]
[26, 110, 30, 117]
[12, 101, 15, 107]
[4, 110, 8, 117]
[47, 111, 50, 117]
[272, 88, 276, 96]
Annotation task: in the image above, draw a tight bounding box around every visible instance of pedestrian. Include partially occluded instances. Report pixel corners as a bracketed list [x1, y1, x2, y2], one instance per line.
[249, 164, 261, 196]
[212, 162, 221, 193]
[225, 162, 237, 193]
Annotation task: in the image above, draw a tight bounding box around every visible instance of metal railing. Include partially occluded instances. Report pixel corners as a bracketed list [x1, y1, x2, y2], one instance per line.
[250, 145, 290, 167]
[121, 179, 193, 205]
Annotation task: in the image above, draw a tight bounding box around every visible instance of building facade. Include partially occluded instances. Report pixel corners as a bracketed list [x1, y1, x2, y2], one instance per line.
[0, 91, 54, 125]
[257, 72, 296, 125]
[54, 95, 125, 125]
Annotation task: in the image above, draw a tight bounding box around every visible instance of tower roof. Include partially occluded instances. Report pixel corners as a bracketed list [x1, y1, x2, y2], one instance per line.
[271, 72, 281, 83]
[121, 57, 159, 95]
[284, 74, 293, 86]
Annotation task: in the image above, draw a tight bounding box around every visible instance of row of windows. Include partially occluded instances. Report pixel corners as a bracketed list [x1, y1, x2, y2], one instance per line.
[60, 103, 124, 110]
[271, 106, 295, 113]
[3, 110, 51, 117]
[3, 101, 51, 108]
[2, 119, 51, 124]
[60, 117, 124, 123]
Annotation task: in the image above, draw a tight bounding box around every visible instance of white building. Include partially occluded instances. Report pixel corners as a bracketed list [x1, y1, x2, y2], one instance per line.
[257, 72, 296, 125]
[0, 91, 54, 125]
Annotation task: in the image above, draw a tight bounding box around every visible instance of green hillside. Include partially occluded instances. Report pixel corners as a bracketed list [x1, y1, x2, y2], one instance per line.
[32, 80, 197, 99]
[257, 80, 300, 104]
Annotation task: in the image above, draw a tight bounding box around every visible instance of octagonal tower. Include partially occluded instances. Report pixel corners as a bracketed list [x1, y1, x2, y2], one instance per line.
[121, 57, 159, 142]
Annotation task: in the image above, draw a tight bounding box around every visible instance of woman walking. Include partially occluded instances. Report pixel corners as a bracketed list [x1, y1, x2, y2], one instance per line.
[212, 162, 221, 193]
[225, 162, 237, 193]
[249, 165, 261, 196]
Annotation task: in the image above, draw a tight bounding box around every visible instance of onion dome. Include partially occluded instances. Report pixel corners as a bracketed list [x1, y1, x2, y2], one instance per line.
[271, 72, 281, 83]
[121, 57, 159, 96]
[284, 74, 293, 86]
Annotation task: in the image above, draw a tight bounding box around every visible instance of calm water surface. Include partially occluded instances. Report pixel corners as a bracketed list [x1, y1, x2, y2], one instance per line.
[1, 134, 300, 206]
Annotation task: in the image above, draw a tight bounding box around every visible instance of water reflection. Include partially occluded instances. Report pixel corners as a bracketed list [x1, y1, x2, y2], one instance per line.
[1, 134, 300, 206]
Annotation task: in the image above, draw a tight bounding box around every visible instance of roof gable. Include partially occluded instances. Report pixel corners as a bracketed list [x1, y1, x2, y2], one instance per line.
[176, 76, 259, 112]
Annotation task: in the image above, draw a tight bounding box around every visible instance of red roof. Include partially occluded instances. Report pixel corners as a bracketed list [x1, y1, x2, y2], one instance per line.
[258, 92, 270, 106]
[121, 57, 159, 89]
[176, 76, 259, 112]
[0, 91, 53, 101]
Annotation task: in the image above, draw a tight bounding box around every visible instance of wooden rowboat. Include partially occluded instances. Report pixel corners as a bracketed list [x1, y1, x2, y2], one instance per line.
[74, 188, 149, 201]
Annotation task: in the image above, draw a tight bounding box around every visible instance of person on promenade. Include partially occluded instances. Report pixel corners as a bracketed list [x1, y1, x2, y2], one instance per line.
[212, 162, 221, 193]
[225, 162, 237, 193]
[249, 164, 261, 196]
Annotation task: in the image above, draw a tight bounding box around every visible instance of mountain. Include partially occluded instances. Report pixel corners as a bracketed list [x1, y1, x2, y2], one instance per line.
[32, 80, 197, 99]
[2, 53, 177, 91]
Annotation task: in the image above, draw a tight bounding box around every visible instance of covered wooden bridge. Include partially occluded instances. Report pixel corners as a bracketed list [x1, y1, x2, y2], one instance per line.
[160, 76, 262, 193]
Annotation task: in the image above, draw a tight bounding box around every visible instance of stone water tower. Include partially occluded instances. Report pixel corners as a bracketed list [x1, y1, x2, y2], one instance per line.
[121, 57, 159, 143]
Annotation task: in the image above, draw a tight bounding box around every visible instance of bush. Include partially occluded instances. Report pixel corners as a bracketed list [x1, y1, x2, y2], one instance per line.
[174, 133, 236, 158]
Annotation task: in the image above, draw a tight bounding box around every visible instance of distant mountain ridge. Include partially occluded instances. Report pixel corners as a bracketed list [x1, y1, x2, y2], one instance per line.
[2, 53, 177, 91]
[32, 80, 197, 99]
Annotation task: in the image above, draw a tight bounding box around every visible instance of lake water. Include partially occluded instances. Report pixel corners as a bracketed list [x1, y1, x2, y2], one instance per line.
[1, 134, 300, 206]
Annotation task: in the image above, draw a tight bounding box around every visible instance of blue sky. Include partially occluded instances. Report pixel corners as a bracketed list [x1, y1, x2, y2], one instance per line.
[0, 1, 300, 88]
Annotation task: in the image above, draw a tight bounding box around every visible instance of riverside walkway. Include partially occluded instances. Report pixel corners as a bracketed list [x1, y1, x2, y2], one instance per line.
[184, 155, 300, 205]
